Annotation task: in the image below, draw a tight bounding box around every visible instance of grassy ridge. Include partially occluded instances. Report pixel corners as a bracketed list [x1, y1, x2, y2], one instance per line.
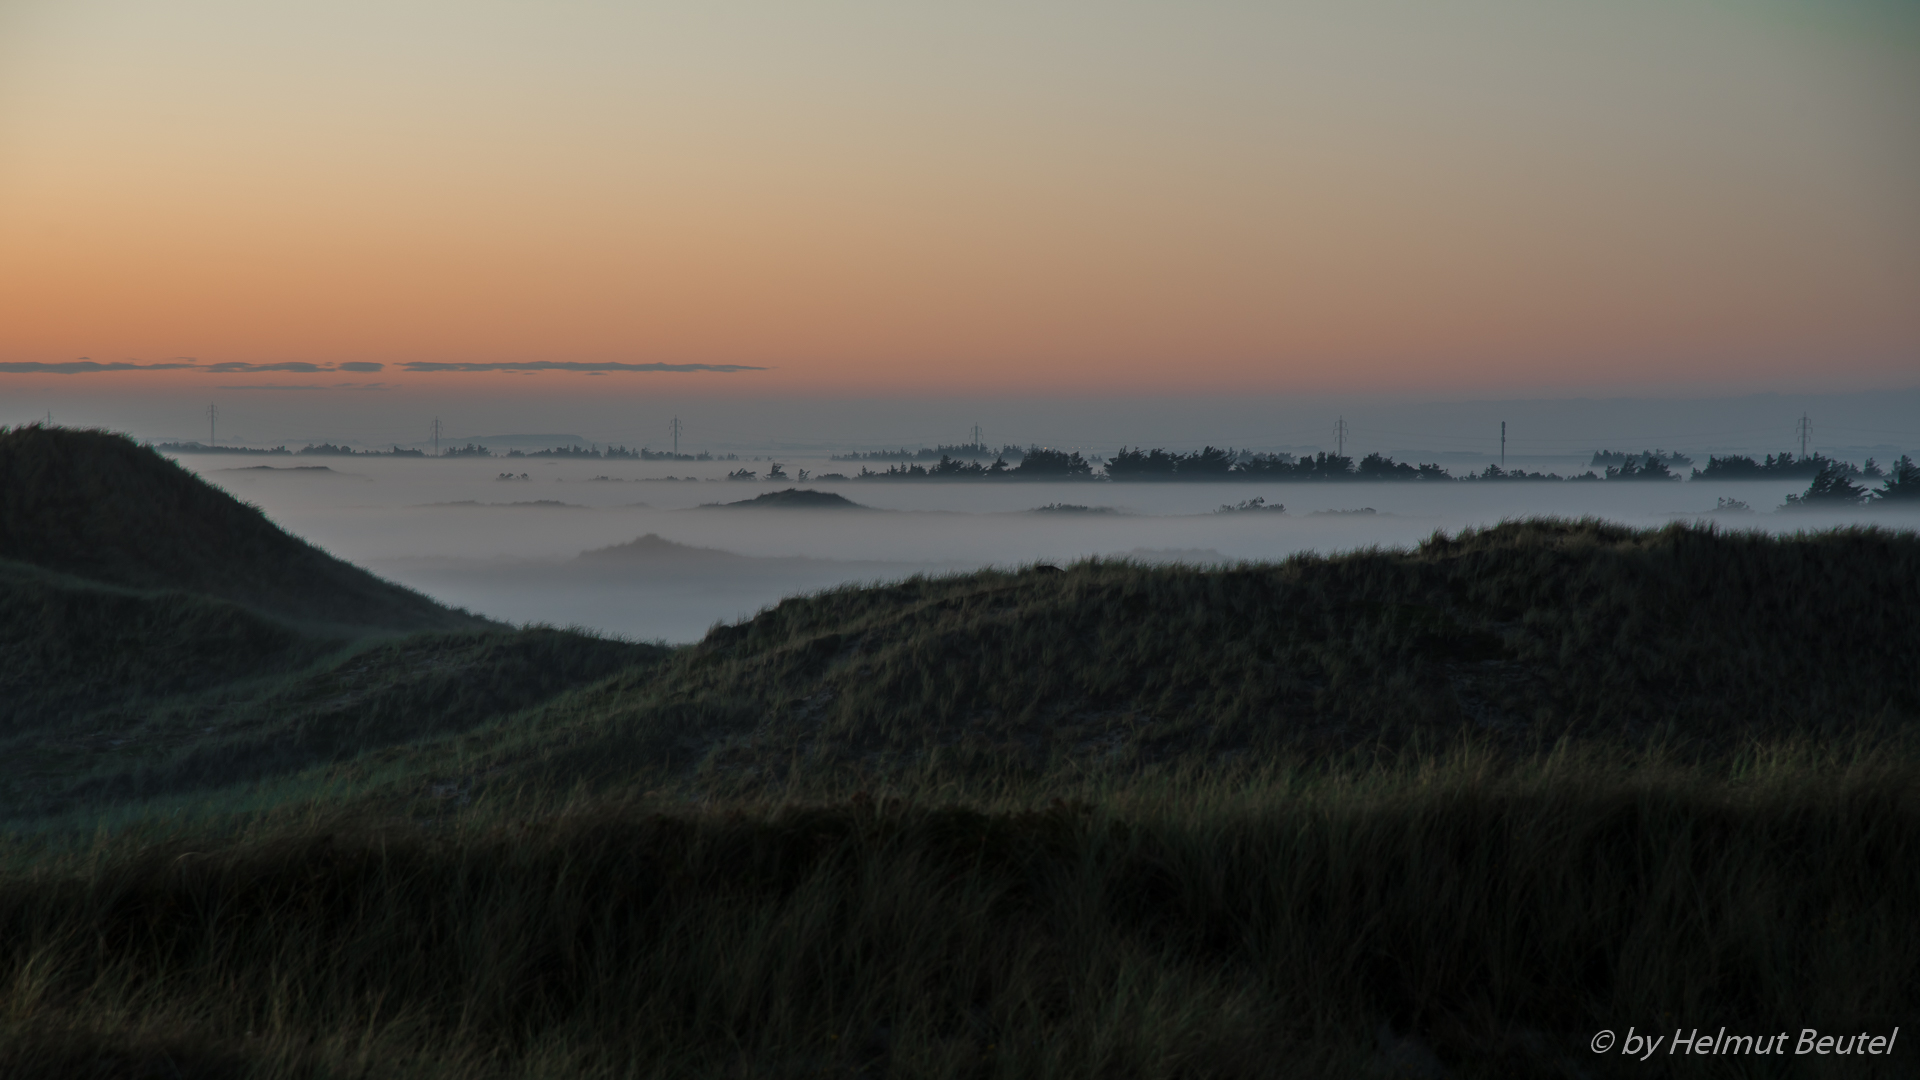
[3, 628, 666, 823]
[0, 427, 670, 824]
[376, 520, 1920, 806]
[0, 559, 325, 725]
[0, 426, 483, 631]
[24, 518, 1912, 826]
[2, 751, 1913, 1078]
[4, 432, 1917, 1076]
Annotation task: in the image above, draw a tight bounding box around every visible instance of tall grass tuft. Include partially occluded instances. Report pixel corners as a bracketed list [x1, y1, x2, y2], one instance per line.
[1, 747, 1913, 1078]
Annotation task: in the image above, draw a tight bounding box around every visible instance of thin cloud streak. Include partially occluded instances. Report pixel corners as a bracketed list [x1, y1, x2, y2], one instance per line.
[399, 362, 768, 374]
[213, 384, 390, 391]
[1, 361, 389, 375]
[0, 361, 201, 374]
[1, 358, 758, 378]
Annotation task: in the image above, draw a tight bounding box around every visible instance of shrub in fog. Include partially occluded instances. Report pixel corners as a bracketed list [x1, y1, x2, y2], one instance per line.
[1783, 463, 1870, 508]
[1873, 455, 1920, 503]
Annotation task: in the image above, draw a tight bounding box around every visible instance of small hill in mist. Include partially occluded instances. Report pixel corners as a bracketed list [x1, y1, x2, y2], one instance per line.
[0, 426, 484, 632]
[576, 533, 748, 565]
[715, 488, 865, 509]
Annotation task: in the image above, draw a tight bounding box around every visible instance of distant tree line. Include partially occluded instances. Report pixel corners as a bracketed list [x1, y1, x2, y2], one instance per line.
[153, 442, 426, 457]
[276, 442, 726, 460]
[832, 442, 1028, 463]
[857, 447, 1093, 479]
[847, 447, 1456, 482]
[1691, 452, 1880, 481]
[836, 442, 1920, 489]
[1602, 458, 1678, 481]
[1591, 449, 1692, 467]
[1102, 447, 1453, 481]
[1476, 464, 1600, 482]
[151, 442, 291, 456]
[1782, 456, 1919, 508]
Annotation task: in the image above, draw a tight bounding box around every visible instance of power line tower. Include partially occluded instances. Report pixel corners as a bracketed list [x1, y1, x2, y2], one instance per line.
[1333, 417, 1349, 458]
[208, 403, 218, 446]
[971, 423, 983, 449]
[1501, 421, 1507, 467]
[671, 416, 682, 457]
[431, 417, 442, 457]
[1797, 413, 1812, 458]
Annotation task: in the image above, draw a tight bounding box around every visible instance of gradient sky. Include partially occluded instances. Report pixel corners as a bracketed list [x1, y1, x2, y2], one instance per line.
[2, 0, 1916, 400]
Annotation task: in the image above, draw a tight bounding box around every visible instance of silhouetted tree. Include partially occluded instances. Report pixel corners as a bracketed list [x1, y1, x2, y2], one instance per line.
[1783, 463, 1869, 508]
[1605, 457, 1677, 481]
[1226, 452, 1296, 478]
[1014, 448, 1093, 477]
[1876, 455, 1920, 503]
[1358, 453, 1418, 480]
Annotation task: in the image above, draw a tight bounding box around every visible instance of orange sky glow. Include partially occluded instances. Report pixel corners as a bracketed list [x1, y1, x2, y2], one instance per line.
[2, 1, 1916, 398]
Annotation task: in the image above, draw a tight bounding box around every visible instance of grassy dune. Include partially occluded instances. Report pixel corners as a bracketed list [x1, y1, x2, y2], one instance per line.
[346, 518, 1919, 809]
[2, 427, 1916, 1076]
[3, 752, 1914, 1079]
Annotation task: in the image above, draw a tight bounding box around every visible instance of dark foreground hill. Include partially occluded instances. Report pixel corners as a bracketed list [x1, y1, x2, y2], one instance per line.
[0, 426, 664, 815]
[12, 518, 1919, 821]
[407, 519, 1919, 797]
[0, 425, 483, 631]
[3, 496, 1918, 1078]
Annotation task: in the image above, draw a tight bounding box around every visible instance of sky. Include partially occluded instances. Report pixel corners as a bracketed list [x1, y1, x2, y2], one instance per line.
[1, 0, 1917, 415]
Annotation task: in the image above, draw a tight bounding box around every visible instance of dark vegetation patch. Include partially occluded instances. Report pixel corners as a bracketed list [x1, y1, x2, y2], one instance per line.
[0, 560, 331, 725]
[0, 426, 663, 821]
[0, 426, 483, 631]
[0, 760, 1913, 1078]
[3, 438, 1918, 1076]
[2, 624, 664, 819]
[426, 519, 1920, 797]
[714, 487, 867, 509]
[1028, 503, 1117, 514]
[1215, 496, 1283, 513]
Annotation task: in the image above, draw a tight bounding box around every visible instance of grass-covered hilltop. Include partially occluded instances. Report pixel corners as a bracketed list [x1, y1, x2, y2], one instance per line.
[2, 427, 1916, 1079]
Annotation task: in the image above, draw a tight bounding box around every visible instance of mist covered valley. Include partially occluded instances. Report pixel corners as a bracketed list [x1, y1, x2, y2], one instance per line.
[182, 451, 1919, 641]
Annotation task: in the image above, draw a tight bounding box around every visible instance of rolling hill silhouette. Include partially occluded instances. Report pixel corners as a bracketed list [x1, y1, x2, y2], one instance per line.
[576, 532, 749, 565]
[713, 488, 866, 509]
[0, 426, 485, 631]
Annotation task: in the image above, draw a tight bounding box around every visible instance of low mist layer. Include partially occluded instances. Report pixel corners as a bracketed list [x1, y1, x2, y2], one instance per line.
[162, 449, 1920, 641]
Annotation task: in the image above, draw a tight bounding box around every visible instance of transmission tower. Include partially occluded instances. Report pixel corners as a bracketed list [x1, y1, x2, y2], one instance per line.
[671, 416, 682, 457]
[1501, 421, 1507, 467]
[431, 417, 443, 457]
[208, 403, 218, 446]
[1797, 413, 1812, 458]
[1334, 417, 1349, 458]
[971, 423, 983, 449]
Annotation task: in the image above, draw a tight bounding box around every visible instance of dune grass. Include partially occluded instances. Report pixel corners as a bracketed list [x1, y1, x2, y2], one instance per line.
[4, 434, 1916, 1076]
[1, 744, 1914, 1079]
[362, 518, 1920, 808]
[0, 426, 484, 632]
